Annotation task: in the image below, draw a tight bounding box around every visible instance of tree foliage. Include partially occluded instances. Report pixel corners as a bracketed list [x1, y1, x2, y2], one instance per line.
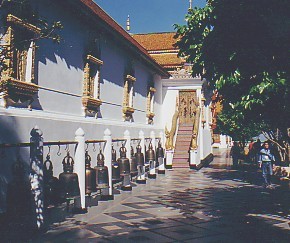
[174, 0, 290, 147]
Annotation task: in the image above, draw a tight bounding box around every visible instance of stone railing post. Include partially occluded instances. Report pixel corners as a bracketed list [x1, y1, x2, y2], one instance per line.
[124, 130, 131, 160]
[139, 130, 145, 154]
[150, 130, 156, 150]
[74, 128, 86, 210]
[159, 131, 164, 148]
[103, 128, 113, 199]
[148, 130, 157, 179]
[30, 126, 44, 229]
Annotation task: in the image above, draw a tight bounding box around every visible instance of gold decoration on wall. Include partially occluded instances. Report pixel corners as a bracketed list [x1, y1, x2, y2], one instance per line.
[0, 15, 39, 109]
[87, 55, 103, 65]
[82, 55, 103, 117]
[179, 90, 198, 124]
[146, 86, 156, 124]
[165, 99, 179, 150]
[190, 107, 201, 150]
[7, 14, 41, 34]
[122, 74, 136, 121]
[0, 78, 38, 108]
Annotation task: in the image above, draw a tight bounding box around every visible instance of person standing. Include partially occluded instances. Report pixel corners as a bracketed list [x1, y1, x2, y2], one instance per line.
[230, 142, 240, 168]
[258, 141, 275, 188]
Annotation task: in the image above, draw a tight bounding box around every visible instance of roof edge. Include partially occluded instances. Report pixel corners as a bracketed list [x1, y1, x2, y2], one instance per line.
[77, 0, 170, 78]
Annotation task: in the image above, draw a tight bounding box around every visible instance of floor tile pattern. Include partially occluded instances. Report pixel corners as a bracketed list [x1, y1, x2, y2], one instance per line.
[29, 149, 290, 242]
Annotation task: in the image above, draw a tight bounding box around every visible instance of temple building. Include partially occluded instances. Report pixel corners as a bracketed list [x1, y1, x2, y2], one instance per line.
[0, 0, 215, 214]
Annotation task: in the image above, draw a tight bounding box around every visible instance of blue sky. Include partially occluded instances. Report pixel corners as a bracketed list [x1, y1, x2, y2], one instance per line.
[95, 0, 206, 33]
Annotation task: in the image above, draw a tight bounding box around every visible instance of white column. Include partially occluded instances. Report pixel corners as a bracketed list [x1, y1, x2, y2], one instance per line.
[103, 129, 112, 196]
[139, 130, 145, 154]
[25, 41, 34, 83]
[124, 130, 131, 160]
[190, 150, 198, 169]
[74, 128, 86, 210]
[159, 131, 164, 148]
[150, 130, 156, 150]
[220, 135, 227, 148]
[165, 150, 174, 168]
[199, 115, 204, 160]
[29, 126, 44, 229]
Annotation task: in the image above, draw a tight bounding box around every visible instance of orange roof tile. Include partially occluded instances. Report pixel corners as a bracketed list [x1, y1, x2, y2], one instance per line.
[132, 32, 178, 51]
[151, 53, 184, 67]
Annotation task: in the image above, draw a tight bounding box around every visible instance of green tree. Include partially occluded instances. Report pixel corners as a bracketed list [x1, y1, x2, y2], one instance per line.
[175, 0, 290, 162]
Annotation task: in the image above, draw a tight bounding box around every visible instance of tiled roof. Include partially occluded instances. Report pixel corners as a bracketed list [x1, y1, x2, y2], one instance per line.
[151, 53, 184, 67]
[132, 32, 178, 51]
[75, 0, 169, 77]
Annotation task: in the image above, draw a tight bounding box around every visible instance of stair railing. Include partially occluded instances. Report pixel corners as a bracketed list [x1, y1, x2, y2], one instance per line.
[190, 107, 201, 150]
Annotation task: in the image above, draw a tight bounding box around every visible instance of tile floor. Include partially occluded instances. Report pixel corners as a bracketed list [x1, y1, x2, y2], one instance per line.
[26, 149, 290, 242]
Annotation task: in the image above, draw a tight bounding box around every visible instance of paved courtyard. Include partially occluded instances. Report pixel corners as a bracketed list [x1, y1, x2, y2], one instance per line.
[34, 149, 289, 242]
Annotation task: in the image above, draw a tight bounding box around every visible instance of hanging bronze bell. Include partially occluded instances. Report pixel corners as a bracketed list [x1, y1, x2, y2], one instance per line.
[118, 144, 132, 191]
[135, 144, 145, 166]
[94, 150, 109, 189]
[130, 146, 138, 176]
[146, 141, 155, 161]
[117, 145, 130, 176]
[112, 145, 121, 182]
[85, 151, 96, 195]
[43, 154, 61, 206]
[156, 142, 164, 159]
[144, 144, 148, 162]
[59, 151, 80, 199]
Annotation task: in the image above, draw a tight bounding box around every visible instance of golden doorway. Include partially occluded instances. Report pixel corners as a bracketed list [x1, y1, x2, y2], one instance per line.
[179, 90, 198, 125]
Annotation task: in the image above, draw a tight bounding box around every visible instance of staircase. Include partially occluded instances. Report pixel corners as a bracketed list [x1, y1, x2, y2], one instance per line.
[172, 124, 193, 168]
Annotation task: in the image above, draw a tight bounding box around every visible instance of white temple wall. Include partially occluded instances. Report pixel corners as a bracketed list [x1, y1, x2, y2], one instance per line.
[0, 0, 167, 213]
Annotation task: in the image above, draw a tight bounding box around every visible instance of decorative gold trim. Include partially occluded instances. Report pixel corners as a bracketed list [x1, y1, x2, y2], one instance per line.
[83, 62, 90, 96]
[165, 100, 179, 150]
[87, 55, 103, 65]
[123, 106, 134, 114]
[126, 74, 136, 82]
[148, 49, 179, 54]
[7, 14, 41, 34]
[149, 87, 156, 93]
[0, 78, 38, 108]
[146, 112, 155, 118]
[82, 96, 102, 112]
[190, 107, 201, 150]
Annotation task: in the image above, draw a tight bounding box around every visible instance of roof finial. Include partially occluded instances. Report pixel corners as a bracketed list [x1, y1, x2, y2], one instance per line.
[189, 0, 193, 10]
[126, 15, 130, 32]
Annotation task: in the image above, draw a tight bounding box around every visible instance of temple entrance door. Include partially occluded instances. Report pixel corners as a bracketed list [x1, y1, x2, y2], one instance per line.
[178, 90, 198, 125]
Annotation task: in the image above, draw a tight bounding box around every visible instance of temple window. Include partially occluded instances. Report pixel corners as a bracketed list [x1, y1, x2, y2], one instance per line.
[82, 54, 103, 117]
[0, 14, 40, 108]
[122, 74, 136, 121]
[146, 87, 156, 124]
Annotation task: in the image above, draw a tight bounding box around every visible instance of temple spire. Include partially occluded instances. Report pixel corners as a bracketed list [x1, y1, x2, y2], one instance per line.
[126, 15, 130, 32]
[189, 0, 193, 10]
